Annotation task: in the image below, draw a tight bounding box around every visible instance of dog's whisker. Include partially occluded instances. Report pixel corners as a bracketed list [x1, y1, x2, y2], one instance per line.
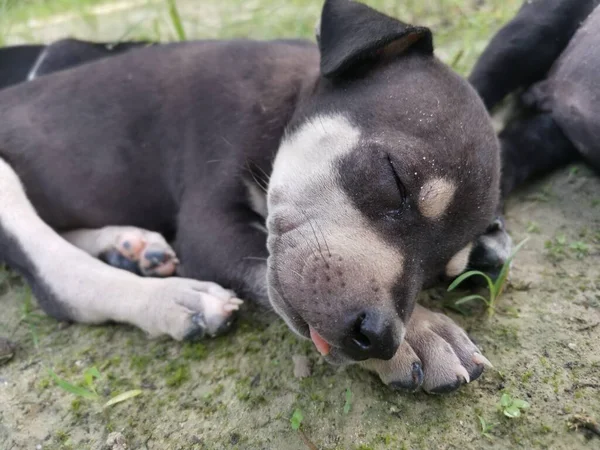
[314, 220, 331, 257]
[289, 269, 304, 280]
[304, 214, 328, 266]
[250, 159, 271, 183]
[294, 226, 321, 258]
[243, 158, 270, 193]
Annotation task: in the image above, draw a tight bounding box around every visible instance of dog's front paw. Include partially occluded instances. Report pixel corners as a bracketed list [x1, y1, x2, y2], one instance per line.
[361, 305, 491, 393]
[143, 278, 243, 341]
[469, 216, 513, 279]
[99, 229, 179, 277]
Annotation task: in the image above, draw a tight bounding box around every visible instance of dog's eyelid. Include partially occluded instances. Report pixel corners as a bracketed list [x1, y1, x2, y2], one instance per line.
[386, 154, 407, 201]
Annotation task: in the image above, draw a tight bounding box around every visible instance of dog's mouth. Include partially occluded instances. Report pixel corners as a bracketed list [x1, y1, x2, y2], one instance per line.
[309, 327, 331, 356]
[267, 278, 361, 365]
[266, 278, 339, 362]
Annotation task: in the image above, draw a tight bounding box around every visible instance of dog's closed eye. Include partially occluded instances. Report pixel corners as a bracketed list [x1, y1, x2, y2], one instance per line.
[385, 155, 407, 217]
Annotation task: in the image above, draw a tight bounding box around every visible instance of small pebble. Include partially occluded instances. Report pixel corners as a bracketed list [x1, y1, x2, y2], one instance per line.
[292, 355, 311, 378]
[106, 432, 127, 450]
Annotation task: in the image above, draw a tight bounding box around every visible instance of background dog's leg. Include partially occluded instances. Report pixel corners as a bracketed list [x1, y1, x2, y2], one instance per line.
[175, 198, 270, 308]
[469, 0, 598, 110]
[499, 111, 579, 199]
[0, 158, 241, 339]
[62, 226, 179, 277]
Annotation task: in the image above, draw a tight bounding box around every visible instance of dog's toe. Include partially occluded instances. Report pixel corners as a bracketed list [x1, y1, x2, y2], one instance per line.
[99, 248, 142, 275]
[389, 361, 424, 392]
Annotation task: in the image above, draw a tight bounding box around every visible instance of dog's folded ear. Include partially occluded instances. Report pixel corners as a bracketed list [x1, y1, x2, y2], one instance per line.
[318, 0, 433, 79]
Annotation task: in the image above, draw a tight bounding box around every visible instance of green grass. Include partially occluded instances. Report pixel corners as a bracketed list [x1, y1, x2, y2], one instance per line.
[448, 238, 529, 317]
[48, 365, 143, 408]
[1, 0, 109, 23]
[1, 0, 523, 78]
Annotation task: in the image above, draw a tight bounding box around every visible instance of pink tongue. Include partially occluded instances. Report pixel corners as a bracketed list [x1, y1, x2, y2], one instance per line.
[309, 327, 331, 356]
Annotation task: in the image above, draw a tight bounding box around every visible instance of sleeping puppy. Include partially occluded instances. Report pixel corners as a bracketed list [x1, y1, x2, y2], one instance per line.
[0, 0, 501, 393]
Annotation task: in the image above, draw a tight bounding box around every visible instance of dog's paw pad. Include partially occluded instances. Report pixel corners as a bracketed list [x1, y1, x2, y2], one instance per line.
[100, 230, 178, 277]
[139, 243, 179, 277]
[115, 231, 147, 260]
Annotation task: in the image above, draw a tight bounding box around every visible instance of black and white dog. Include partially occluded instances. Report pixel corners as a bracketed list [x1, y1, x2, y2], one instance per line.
[0, 0, 516, 394]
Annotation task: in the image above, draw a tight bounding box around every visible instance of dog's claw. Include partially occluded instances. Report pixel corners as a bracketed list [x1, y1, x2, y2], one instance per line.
[389, 361, 425, 392]
[473, 352, 493, 368]
[457, 365, 471, 384]
[223, 303, 239, 313]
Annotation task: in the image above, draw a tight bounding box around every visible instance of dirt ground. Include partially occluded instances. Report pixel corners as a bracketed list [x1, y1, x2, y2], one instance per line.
[1, 1, 599, 449]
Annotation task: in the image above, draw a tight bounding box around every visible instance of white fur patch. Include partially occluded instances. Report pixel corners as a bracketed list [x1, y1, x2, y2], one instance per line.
[418, 178, 456, 219]
[269, 114, 361, 195]
[267, 114, 404, 313]
[445, 243, 473, 278]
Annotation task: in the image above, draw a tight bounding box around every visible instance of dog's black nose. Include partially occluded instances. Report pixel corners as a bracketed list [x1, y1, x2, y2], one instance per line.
[342, 310, 399, 361]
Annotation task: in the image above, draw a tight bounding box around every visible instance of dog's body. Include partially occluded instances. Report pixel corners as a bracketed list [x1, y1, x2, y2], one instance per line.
[0, 0, 509, 393]
[0, 40, 152, 90]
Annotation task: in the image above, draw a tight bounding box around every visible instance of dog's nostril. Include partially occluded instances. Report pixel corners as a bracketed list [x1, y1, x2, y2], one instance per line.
[342, 310, 399, 361]
[351, 313, 371, 349]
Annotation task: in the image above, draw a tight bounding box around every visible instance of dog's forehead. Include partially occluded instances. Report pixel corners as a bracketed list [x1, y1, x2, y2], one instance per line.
[314, 55, 496, 160]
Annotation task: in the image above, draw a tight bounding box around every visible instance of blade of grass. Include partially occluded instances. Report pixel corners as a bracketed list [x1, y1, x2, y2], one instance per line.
[166, 0, 186, 41]
[454, 294, 489, 306]
[84, 366, 101, 392]
[448, 270, 494, 295]
[104, 389, 142, 408]
[494, 237, 529, 298]
[48, 369, 98, 400]
[343, 388, 352, 415]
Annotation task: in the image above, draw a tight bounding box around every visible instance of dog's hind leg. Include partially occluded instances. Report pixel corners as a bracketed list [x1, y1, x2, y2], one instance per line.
[62, 227, 179, 277]
[469, 0, 598, 110]
[0, 158, 241, 339]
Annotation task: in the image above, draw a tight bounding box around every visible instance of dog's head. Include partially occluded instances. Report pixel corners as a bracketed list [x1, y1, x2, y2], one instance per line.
[266, 0, 499, 364]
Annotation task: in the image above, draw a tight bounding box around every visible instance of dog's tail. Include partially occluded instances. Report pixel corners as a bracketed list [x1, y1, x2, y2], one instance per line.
[0, 38, 153, 91]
